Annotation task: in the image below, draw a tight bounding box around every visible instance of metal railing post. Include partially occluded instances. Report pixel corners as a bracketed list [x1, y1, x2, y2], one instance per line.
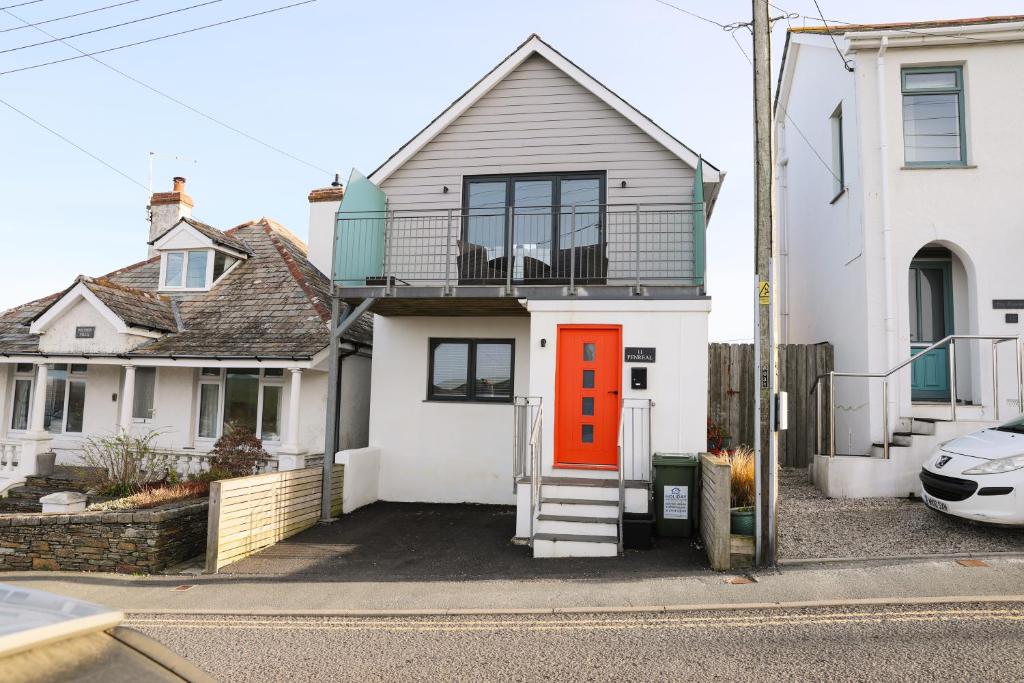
[882, 379, 889, 460]
[816, 379, 822, 455]
[1018, 339, 1023, 416]
[505, 205, 514, 295]
[829, 371, 836, 456]
[634, 204, 641, 294]
[569, 204, 577, 295]
[993, 339, 1000, 422]
[949, 339, 957, 422]
[444, 209, 453, 295]
[383, 211, 393, 295]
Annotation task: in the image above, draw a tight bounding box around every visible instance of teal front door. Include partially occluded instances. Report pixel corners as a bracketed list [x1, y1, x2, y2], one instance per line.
[909, 260, 953, 401]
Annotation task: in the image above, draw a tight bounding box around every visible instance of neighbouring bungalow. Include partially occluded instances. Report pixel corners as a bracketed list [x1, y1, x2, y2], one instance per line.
[0, 178, 372, 495]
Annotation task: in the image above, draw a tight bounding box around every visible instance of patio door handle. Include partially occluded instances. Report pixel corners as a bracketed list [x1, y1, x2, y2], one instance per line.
[608, 390, 619, 395]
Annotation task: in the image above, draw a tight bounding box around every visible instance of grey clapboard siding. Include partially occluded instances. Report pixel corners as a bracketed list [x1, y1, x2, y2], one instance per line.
[707, 343, 834, 467]
[378, 53, 697, 284]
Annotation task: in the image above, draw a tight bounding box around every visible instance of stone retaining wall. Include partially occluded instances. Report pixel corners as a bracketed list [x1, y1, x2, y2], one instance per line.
[0, 499, 208, 573]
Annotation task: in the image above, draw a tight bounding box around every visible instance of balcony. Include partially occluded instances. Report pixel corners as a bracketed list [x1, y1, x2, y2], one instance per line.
[332, 203, 706, 306]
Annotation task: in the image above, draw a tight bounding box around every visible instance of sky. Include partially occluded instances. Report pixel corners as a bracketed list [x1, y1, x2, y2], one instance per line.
[1, 0, 1020, 341]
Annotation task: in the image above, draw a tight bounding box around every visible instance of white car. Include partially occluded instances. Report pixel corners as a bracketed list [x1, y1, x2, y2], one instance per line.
[920, 417, 1024, 526]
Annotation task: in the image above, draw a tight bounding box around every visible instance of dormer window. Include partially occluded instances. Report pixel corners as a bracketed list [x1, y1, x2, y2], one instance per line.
[163, 250, 209, 290]
[212, 251, 239, 281]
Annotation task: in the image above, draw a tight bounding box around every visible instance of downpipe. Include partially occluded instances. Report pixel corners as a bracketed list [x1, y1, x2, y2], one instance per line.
[876, 36, 899, 443]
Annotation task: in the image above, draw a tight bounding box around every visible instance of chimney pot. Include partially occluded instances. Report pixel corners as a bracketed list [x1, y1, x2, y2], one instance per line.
[173, 176, 186, 192]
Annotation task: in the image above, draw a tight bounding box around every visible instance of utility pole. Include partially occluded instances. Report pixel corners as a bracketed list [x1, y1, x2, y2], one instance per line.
[752, 0, 777, 567]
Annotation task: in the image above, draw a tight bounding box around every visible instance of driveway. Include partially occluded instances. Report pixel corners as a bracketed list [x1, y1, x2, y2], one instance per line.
[779, 468, 1024, 560]
[220, 502, 708, 580]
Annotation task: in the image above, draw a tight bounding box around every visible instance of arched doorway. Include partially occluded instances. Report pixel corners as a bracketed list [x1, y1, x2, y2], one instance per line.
[909, 246, 954, 401]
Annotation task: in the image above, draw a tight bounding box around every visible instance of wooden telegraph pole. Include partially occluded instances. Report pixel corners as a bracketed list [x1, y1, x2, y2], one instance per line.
[752, 0, 777, 566]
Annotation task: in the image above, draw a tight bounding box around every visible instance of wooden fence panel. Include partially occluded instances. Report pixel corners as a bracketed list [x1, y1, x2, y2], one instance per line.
[708, 343, 833, 468]
[206, 464, 344, 573]
[700, 453, 731, 571]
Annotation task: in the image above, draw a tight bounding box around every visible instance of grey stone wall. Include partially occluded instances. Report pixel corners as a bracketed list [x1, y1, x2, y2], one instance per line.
[0, 500, 208, 573]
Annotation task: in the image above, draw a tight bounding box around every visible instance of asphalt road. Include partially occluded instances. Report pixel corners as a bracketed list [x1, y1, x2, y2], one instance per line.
[127, 601, 1024, 682]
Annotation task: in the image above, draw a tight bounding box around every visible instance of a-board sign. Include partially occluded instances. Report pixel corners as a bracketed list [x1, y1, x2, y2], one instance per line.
[625, 347, 656, 363]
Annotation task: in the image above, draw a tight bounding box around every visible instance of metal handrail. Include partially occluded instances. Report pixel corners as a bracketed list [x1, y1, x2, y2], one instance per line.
[811, 334, 1022, 459]
[528, 404, 543, 548]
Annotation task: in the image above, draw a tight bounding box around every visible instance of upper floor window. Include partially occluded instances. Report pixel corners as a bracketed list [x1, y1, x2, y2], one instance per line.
[830, 104, 845, 199]
[462, 173, 605, 281]
[164, 249, 208, 289]
[902, 66, 966, 166]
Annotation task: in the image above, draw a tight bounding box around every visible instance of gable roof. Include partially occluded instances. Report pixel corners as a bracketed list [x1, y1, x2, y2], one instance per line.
[0, 218, 372, 360]
[791, 15, 1024, 35]
[148, 216, 254, 256]
[368, 34, 721, 186]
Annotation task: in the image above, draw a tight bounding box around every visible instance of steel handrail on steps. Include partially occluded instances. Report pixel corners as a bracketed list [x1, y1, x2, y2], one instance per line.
[810, 334, 1022, 459]
[616, 399, 626, 555]
[528, 404, 543, 548]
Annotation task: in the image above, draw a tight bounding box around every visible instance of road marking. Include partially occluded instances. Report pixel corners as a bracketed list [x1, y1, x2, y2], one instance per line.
[126, 607, 1024, 633]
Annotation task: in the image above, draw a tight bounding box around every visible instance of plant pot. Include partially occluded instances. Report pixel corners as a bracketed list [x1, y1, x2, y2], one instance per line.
[35, 451, 56, 477]
[730, 506, 755, 536]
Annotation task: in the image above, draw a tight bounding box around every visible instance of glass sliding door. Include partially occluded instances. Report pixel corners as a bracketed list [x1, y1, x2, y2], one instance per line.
[462, 181, 507, 280]
[512, 179, 553, 280]
[558, 177, 603, 279]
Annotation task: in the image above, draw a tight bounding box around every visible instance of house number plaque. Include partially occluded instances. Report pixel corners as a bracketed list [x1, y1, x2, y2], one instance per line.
[75, 326, 95, 339]
[625, 347, 656, 363]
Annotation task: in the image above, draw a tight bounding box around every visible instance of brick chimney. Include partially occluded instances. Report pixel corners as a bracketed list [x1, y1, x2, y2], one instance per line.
[306, 174, 345, 277]
[148, 176, 193, 257]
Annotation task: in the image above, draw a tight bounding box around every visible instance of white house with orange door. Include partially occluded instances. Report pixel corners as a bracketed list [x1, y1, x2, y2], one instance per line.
[314, 35, 724, 557]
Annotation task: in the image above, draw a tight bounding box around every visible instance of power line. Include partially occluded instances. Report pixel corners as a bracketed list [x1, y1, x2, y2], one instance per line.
[0, 1, 143, 35]
[2, 4, 331, 175]
[0, 0, 318, 78]
[812, 0, 853, 71]
[0, 0, 225, 55]
[650, 0, 730, 29]
[0, 95, 148, 190]
[0, 1, 44, 10]
[730, 30, 843, 187]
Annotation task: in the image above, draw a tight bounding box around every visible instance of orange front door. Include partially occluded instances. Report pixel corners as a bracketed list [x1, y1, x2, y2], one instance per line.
[555, 325, 622, 468]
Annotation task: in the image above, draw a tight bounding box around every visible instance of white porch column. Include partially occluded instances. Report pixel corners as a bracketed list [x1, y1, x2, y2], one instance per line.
[277, 368, 306, 470]
[119, 364, 136, 431]
[20, 362, 53, 474]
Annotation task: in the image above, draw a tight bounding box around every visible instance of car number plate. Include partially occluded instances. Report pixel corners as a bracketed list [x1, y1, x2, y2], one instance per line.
[924, 494, 949, 512]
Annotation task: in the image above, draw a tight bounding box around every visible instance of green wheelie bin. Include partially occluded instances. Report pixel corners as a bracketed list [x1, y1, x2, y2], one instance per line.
[653, 453, 700, 537]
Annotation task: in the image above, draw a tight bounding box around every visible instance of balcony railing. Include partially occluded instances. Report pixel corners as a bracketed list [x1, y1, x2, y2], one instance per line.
[334, 203, 706, 295]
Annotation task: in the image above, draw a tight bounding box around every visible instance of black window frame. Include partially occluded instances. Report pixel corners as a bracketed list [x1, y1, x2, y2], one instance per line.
[427, 338, 515, 403]
[461, 171, 607, 266]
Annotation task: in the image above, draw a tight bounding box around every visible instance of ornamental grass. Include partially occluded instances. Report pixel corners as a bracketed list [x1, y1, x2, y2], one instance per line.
[88, 480, 209, 512]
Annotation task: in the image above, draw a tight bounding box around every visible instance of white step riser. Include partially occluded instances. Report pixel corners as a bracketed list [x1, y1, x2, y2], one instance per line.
[540, 484, 618, 501]
[533, 539, 618, 558]
[540, 502, 618, 517]
[536, 520, 617, 536]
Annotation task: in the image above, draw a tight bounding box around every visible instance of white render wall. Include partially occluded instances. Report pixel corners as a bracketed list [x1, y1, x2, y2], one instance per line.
[778, 33, 1024, 457]
[368, 315, 530, 505]
[37, 299, 151, 355]
[526, 299, 711, 478]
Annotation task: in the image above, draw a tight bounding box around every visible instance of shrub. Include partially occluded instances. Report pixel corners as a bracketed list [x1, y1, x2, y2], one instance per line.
[208, 425, 268, 478]
[707, 418, 731, 453]
[80, 429, 166, 496]
[722, 446, 756, 509]
[88, 481, 209, 511]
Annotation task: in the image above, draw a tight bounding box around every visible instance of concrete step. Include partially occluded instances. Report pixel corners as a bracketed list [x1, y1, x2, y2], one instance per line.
[536, 518, 617, 537]
[538, 476, 647, 489]
[891, 432, 914, 447]
[539, 500, 618, 518]
[533, 534, 618, 558]
[540, 484, 618, 502]
[896, 417, 941, 436]
[869, 443, 912, 458]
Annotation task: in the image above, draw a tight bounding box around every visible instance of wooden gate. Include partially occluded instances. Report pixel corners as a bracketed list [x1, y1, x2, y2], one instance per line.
[708, 343, 833, 467]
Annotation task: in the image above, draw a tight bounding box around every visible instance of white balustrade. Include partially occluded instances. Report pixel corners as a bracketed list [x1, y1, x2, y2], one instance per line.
[0, 441, 20, 472]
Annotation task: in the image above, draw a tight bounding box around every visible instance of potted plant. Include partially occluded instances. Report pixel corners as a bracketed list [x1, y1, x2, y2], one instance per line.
[724, 447, 756, 536]
[707, 418, 731, 454]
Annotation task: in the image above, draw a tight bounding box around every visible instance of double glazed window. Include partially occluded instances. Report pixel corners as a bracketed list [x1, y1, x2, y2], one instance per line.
[902, 66, 966, 166]
[164, 250, 208, 289]
[462, 173, 605, 280]
[830, 104, 845, 198]
[197, 368, 284, 441]
[428, 339, 514, 402]
[132, 367, 156, 420]
[10, 363, 87, 434]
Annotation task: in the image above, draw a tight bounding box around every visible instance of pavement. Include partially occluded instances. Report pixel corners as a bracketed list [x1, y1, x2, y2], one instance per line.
[778, 467, 1024, 560]
[125, 602, 1024, 682]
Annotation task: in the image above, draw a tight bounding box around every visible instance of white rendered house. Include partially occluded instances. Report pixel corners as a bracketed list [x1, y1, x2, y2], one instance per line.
[323, 35, 724, 557]
[0, 178, 371, 495]
[775, 16, 1024, 497]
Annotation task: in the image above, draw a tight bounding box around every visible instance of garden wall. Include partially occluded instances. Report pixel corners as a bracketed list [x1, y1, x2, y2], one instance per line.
[0, 500, 208, 573]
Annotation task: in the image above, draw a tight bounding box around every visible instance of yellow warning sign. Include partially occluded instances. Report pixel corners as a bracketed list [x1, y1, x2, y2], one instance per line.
[758, 281, 770, 305]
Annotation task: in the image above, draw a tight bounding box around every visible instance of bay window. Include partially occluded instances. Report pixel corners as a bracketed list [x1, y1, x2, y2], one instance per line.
[9, 363, 87, 434]
[196, 368, 285, 442]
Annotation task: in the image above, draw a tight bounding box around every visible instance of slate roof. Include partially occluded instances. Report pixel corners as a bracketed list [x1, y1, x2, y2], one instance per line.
[148, 216, 254, 256]
[791, 15, 1024, 35]
[66, 276, 177, 333]
[0, 218, 371, 359]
